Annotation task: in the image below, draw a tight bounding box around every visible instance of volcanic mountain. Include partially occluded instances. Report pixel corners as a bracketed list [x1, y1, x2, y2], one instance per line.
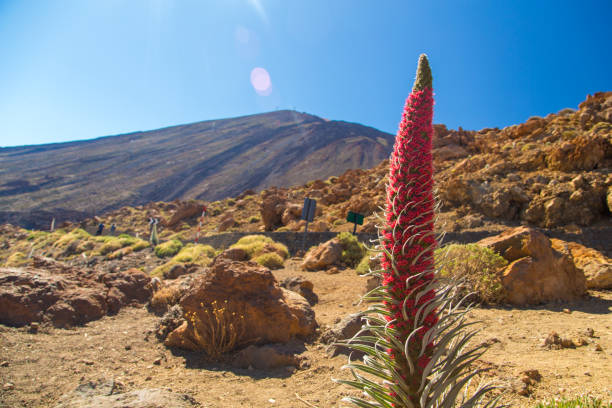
[0, 110, 394, 228]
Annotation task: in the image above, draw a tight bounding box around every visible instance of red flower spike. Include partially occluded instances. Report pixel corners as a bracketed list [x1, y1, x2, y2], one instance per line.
[381, 54, 438, 393]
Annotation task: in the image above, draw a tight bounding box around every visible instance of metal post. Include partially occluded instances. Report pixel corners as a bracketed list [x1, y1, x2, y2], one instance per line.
[302, 221, 309, 252]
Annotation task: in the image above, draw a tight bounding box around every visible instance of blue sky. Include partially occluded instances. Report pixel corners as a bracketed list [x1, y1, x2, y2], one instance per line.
[0, 0, 610, 147]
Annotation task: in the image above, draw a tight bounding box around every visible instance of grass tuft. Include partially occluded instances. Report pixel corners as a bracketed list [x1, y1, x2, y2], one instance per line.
[535, 396, 612, 408]
[154, 239, 183, 258]
[253, 252, 284, 269]
[230, 235, 289, 262]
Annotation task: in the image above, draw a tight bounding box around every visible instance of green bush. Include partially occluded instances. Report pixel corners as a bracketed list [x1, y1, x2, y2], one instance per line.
[356, 255, 371, 275]
[535, 396, 612, 408]
[131, 240, 150, 251]
[253, 253, 284, 269]
[230, 235, 289, 260]
[154, 239, 183, 258]
[4, 252, 28, 267]
[150, 244, 216, 277]
[173, 244, 216, 263]
[435, 243, 507, 304]
[151, 260, 178, 278]
[99, 239, 123, 255]
[337, 232, 366, 268]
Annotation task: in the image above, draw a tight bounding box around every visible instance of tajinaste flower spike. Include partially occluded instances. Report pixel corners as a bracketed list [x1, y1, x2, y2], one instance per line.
[335, 55, 502, 408]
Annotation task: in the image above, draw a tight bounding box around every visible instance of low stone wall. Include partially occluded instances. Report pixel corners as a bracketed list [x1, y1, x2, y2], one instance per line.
[195, 230, 497, 256]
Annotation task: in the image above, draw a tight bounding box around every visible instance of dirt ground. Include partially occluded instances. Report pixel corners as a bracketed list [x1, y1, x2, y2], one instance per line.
[1, 260, 611, 408]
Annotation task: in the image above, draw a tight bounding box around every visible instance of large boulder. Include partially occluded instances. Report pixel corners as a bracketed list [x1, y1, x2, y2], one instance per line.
[552, 239, 612, 289]
[0, 258, 152, 328]
[301, 239, 342, 271]
[164, 258, 316, 352]
[477, 227, 586, 305]
[260, 189, 287, 231]
[164, 201, 202, 230]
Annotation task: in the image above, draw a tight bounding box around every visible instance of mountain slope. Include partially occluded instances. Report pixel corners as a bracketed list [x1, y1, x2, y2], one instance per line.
[0, 110, 394, 228]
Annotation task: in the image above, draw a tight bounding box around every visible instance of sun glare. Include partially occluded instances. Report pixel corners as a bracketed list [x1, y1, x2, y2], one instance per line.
[250, 67, 272, 96]
[247, 0, 268, 24]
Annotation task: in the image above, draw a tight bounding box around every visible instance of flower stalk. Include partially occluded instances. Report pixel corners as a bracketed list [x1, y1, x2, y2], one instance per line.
[335, 55, 501, 408]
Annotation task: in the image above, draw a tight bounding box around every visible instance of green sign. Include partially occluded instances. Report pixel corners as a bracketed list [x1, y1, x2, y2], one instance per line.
[346, 211, 364, 225]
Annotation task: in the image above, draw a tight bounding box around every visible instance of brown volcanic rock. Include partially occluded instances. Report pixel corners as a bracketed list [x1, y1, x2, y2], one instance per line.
[164, 201, 203, 230]
[165, 259, 315, 351]
[546, 135, 607, 171]
[478, 227, 586, 305]
[0, 257, 152, 328]
[552, 239, 612, 289]
[302, 239, 342, 271]
[281, 203, 302, 225]
[260, 189, 288, 231]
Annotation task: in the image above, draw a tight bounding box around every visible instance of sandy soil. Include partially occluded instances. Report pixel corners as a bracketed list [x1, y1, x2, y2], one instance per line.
[1, 261, 611, 408]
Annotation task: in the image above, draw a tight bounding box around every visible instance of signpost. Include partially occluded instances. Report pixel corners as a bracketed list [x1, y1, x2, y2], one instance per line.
[346, 211, 364, 235]
[301, 198, 317, 250]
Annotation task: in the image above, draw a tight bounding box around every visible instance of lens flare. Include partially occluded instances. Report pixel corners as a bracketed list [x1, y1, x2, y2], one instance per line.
[250, 67, 272, 96]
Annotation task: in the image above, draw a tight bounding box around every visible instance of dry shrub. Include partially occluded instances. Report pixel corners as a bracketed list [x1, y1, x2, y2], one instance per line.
[253, 252, 284, 269]
[185, 300, 245, 360]
[435, 243, 508, 304]
[337, 232, 366, 267]
[4, 251, 28, 267]
[230, 235, 289, 263]
[150, 286, 183, 314]
[154, 239, 183, 258]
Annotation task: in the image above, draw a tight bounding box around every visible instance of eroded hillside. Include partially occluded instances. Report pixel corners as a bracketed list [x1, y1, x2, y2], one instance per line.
[66, 92, 611, 255]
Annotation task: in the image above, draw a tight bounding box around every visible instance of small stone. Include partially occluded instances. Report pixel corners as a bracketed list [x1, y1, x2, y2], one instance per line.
[325, 267, 339, 275]
[584, 371, 592, 376]
[28, 322, 39, 334]
[521, 369, 542, 382]
[594, 344, 603, 352]
[145, 376, 152, 381]
[81, 360, 94, 366]
[576, 337, 589, 346]
[0, 361, 8, 367]
[268, 398, 276, 403]
[560, 338, 575, 348]
[153, 357, 162, 365]
[585, 328, 595, 337]
[562, 308, 571, 314]
[3, 382, 15, 391]
[124, 345, 132, 351]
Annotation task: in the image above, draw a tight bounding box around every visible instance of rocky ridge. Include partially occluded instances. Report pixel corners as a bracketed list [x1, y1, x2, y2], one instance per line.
[62, 92, 612, 255]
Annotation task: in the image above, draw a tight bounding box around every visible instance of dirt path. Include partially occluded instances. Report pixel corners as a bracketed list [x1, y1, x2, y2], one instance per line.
[1, 264, 611, 408]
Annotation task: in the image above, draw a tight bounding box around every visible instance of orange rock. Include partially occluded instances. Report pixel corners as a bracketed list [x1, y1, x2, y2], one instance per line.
[165, 201, 202, 230]
[302, 239, 342, 271]
[478, 227, 586, 305]
[165, 259, 316, 352]
[552, 239, 612, 289]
